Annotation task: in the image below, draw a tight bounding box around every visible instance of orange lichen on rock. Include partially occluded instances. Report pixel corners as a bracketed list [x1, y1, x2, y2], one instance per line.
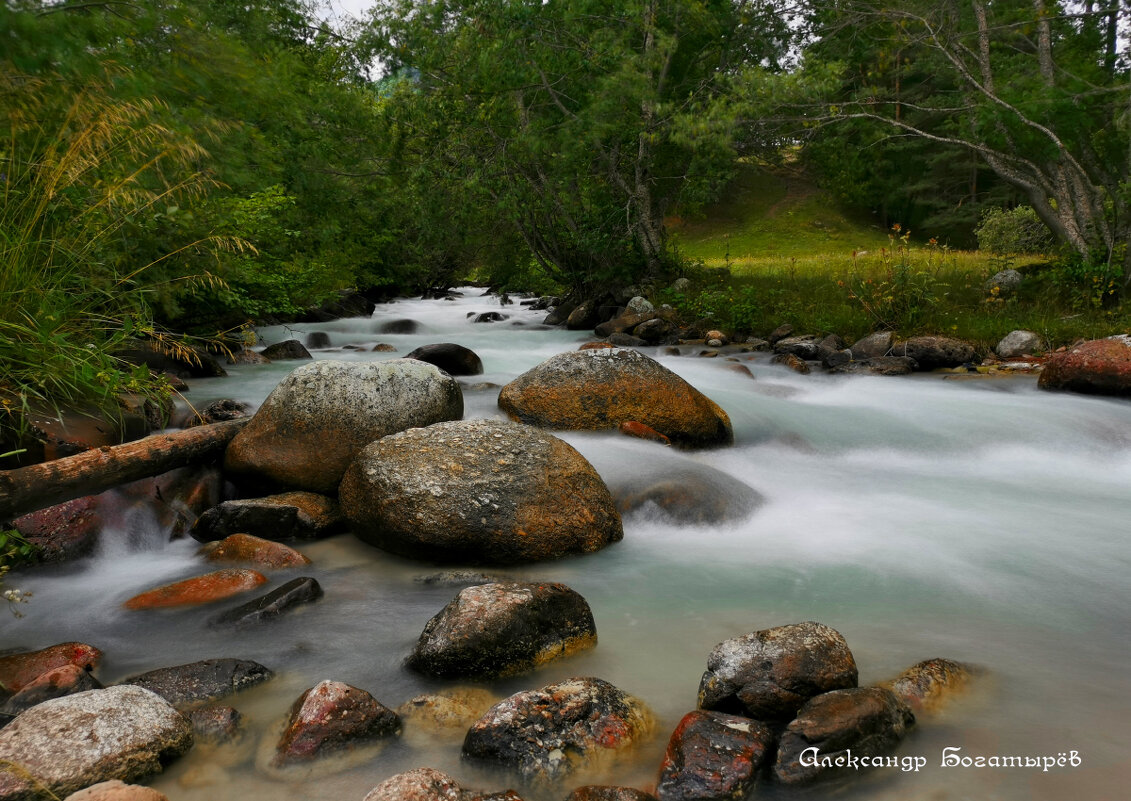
[124, 568, 267, 610]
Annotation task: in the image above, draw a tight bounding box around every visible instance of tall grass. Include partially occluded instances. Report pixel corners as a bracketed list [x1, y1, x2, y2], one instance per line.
[0, 66, 242, 440]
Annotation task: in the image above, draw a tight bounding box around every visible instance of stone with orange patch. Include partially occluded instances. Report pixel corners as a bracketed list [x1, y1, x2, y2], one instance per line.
[617, 421, 670, 445]
[0, 643, 102, 695]
[199, 533, 311, 569]
[123, 569, 267, 610]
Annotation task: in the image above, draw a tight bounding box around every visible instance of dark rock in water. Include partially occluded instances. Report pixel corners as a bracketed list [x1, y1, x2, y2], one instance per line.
[190, 491, 342, 542]
[1038, 336, 1131, 396]
[608, 332, 647, 348]
[200, 533, 311, 570]
[305, 331, 332, 349]
[771, 353, 810, 374]
[634, 317, 675, 343]
[595, 311, 652, 338]
[462, 677, 653, 784]
[116, 345, 227, 379]
[379, 318, 420, 334]
[413, 571, 501, 587]
[120, 658, 273, 709]
[774, 335, 822, 360]
[498, 348, 732, 449]
[11, 496, 102, 563]
[0, 643, 102, 695]
[260, 339, 312, 361]
[183, 399, 252, 427]
[610, 467, 764, 526]
[849, 331, 893, 360]
[340, 420, 622, 565]
[407, 582, 596, 680]
[879, 658, 978, 715]
[224, 360, 463, 494]
[228, 348, 271, 365]
[823, 349, 852, 369]
[0, 686, 192, 800]
[816, 334, 844, 362]
[828, 356, 918, 376]
[209, 577, 323, 627]
[473, 312, 508, 323]
[568, 788, 657, 801]
[655, 710, 774, 801]
[768, 323, 793, 344]
[892, 336, 976, 370]
[698, 621, 858, 722]
[772, 687, 914, 785]
[566, 299, 601, 330]
[405, 343, 485, 376]
[1, 664, 103, 716]
[544, 302, 576, 326]
[273, 680, 399, 766]
[188, 705, 244, 745]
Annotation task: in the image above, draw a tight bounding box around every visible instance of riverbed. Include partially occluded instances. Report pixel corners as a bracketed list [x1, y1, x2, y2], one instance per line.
[5, 289, 1129, 800]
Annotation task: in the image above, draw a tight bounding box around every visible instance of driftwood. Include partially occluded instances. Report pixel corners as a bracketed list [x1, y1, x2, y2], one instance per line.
[0, 419, 249, 522]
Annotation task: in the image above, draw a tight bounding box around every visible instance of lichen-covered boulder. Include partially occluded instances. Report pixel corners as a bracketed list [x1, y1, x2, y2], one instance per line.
[224, 360, 463, 493]
[878, 658, 978, 716]
[656, 710, 774, 801]
[120, 658, 272, 709]
[462, 677, 653, 784]
[339, 420, 622, 564]
[697, 621, 858, 722]
[407, 582, 596, 679]
[497, 349, 732, 448]
[772, 687, 914, 785]
[1038, 335, 1131, 396]
[272, 680, 399, 767]
[0, 686, 192, 800]
[406, 343, 485, 376]
[190, 492, 342, 542]
[0, 643, 101, 695]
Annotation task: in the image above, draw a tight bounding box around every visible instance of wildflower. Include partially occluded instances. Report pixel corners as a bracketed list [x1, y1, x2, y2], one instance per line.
[891, 223, 902, 232]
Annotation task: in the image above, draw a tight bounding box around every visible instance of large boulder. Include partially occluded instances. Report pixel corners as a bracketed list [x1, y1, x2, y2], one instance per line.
[1038, 336, 1131, 396]
[339, 420, 623, 564]
[190, 492, 342, 542]
[697, 621, 858, 722]
[0, 643, 101, 695]
[224, 360, 463, 493]
[123, 569, 267, 610]
[272, 680, 399, 767]
[405, 343, 485, 376]
[772, 687, 914, 785]
[462, 677, 653, 784]
[120, 658, 273, 709]
[891, 336, 977, 370]
[655, 710, 775, 801]
[497, 349, 732, 448]
[407, 582, 597, 679]
[0, 686, 193, 800]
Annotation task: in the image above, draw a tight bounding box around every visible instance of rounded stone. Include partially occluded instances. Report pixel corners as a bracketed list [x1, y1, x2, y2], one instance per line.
[0, 643, 102, 695]
[123, 569, 267, 610]
[64, 781, 169, 801]
[656, 710, 774, 801]
[339, 420, 623, 564]
[1038, 336, 1131, 396]
[497, 348, 732, 448]
[260, 339, 312, 360]
[224, 360, 463, 494]
[361, 768, 467, 801]
[879, 657, 978, 715]
[405, 343, 485, 376]
[272, 680, 399, 767]
[199, 534, 311, 570]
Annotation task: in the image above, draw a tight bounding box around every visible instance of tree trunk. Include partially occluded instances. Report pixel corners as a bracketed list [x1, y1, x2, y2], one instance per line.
[0, 419, 248, 522]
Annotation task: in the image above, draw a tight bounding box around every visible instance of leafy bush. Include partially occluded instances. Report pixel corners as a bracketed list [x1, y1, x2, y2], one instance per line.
[975, 206, 1054, 255]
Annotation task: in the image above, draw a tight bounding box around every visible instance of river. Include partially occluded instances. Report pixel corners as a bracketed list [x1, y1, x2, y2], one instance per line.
[5, 289, 1129, 800]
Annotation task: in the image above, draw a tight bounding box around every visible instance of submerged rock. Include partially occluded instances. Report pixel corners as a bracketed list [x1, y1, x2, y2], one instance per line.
[879, 657, 978, 715]
[405, 343, 485, 376]
[0, 643, 102, 695]
[1038, 336, 1131, 396]
[190, 492, 342, 542]
[0, 686, 193, 800]
[260, 340, 312, 361]
[120, 658, 273, 709]
[567, 788, 657, 801]
[395, 688, 499, 740]
[209, 577, 323, 627]
[828, 356, 918, 376]
[123, 569, 267, 610]
[188, 705, 245, 745]
[770, 353, 810, 374]
[656, 710, 774, 801]
[698, 621, 858, 722]
[407, 582, 597, 679]
[305, 332, 332, 349]
[462, 677, 653, 784]
[224, 359, 463, 493]
[772, 687, 914, 785]
[609, 466, 764, 526]
[340, 420, 622, 564]
[272, 680, 399, 767]
[498, 348, 732, 448]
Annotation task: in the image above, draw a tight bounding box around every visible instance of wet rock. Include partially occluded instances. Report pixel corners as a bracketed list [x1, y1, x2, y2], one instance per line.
[209, 577, 323, 627]
[182, 398, 253, 428]
[121, 658, 273, 709]
[828, 356, 918, 376]
[379, 318, 420, 334]
[567, 788, 657, 801]
[272, 680, 399, 766]
[770, 353, 810, 374]
[633, 317, 675, 343]
[63, 780, 169, 801]
[1038, 336, 1131, 396]
[772, 687, 914, 785]
[0, 686, 192, 800]
[608, 333, 647, 348]
[879, 658, 978, 715]
[822, 349, 852, 369]
[462, 677, 653, 784]
[414, 570, 500, 587]
[406, 343, 485, 376]
[408, 582, 597, 680]
[1, 664, 103, 716]
[498, 349, 732, 448]
[396, 688, 498, 740]
[618, 420, 671, 445]
[473, 312, 508, 323]
[724, 362, 755, 379]
[123, 569, 267, 610]
[816, 334, 844, 362]
[10, 497, 101, 563]
[655, 710, 774, 801]
[595, 311, 652, 338]
[372, 343, 397, 352]
[190, 491, 342, 542]
[610, 467, 763, 526]
[544, 302, 576, 326]
[228, 348, 271, 365]
[224, 359, 463, 494]
[985, 268, 1023, 296]
[260, 340, 312, 361]
[0, 643, 102, 695]
[767, 324, 793, 344]
[305, 332, 332, 349]
[340, 420, 623, 565]
[995, 330, 1042, 358]
[566, 299, 601, 330]
[361, 768, 470, 801]
[199, 533, 311, 570]
[188, 705, 244, 745]
[698, 621, 858, 722]
[848, 331, 894, 360]
[892, 336, 977, 370]
[774, 336, 821, 359]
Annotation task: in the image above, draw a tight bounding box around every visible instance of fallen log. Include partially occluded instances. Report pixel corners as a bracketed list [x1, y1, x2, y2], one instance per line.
[0, 419, 249, 522]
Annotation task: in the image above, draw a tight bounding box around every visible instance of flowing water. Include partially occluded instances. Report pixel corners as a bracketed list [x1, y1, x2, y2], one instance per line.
[5, 290, 1130, 800]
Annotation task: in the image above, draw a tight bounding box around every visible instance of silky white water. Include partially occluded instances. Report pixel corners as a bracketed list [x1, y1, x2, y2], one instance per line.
[5, 289, 1129, 800]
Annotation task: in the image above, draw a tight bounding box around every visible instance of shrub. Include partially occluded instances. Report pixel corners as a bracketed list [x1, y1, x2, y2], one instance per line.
[975, 206, 1054, 255]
